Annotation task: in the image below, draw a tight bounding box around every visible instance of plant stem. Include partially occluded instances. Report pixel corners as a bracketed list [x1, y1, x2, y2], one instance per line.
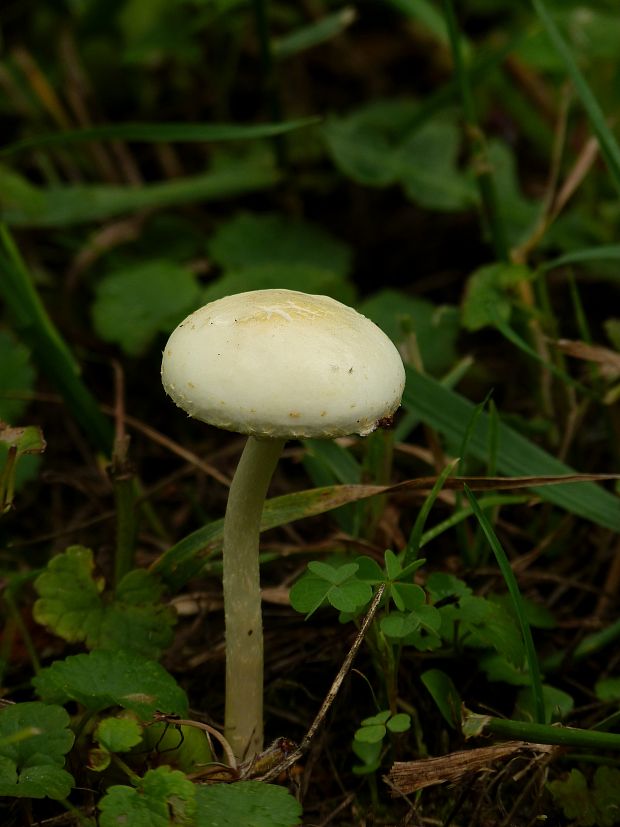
[441, 0, 509, 262]
[465, 710, 620, 751]
[223, 435, 285, 759]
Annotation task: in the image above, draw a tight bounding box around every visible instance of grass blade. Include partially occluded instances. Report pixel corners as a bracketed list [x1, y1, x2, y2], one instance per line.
[1, 161, 281, 227]
[0, 118, 321, 157]
[532, 0, 620, 196]
[542, 244, 620, 272]
[404, 460, 458, 566]
[152, 474, 600, 589]
[403, 366, 620, 532]
[464, 485, 545, 724]
[464, 710, 620, 751]
[0, 226, 112, 454]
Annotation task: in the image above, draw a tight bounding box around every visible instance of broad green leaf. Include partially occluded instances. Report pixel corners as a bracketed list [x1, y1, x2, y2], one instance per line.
[92, 260, 201, 356]
[0, 330, 35, 422]
[322, 99, 417, 187]
[203, 263, 355, 307]
[440, 595, 525, 665]
[208, 212, 352, 277]
[33, 649, 188, 718]
[95, 715, 143, 753]
[323, 103, 475, 210]
[595, 678, 620, 702]
[478, 653, 531, 686]
[426, 572, 471, 601]
[421, 669, 462, 729]
[34, 547, 176, 658]
[0, 160, 280, 227]
[33, 545, 105, 643]
[489, 140, 542, 247]
[361, 290, 459, 376]
[99, 767, 196, 827]
[397, 119, 476, 210]
[1, 118, 320, 157]
[546, 767, 620, 827]
[195, 781, 302, 827]
[0, 702, 74, 800]
[548, 769, 598, 827]
[461, 262, 533, 331]
[403, 367, 620, 532]
[491, 593, 556, 630]
[592, 767, 620, 827]
[516, 685, 574, 724]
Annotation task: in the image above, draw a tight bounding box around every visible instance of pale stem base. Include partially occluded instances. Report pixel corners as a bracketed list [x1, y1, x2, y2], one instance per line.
[222, 435, 285, 760]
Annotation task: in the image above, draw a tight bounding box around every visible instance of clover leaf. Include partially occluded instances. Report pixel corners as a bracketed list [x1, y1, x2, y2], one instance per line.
[289, 561, 372, 617]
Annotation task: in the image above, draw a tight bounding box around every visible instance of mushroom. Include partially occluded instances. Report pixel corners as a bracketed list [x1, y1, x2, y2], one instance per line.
[161, 288, 405, 759]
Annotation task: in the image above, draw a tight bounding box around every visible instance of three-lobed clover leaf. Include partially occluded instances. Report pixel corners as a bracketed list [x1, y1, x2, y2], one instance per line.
[33, 545, 176, 659]
[0, 702, 74, 800]
[33, 649, 188, 718]
[289, 560, 372, 617]
[354, 709, 411, 744]
[356, 550, 427, 612]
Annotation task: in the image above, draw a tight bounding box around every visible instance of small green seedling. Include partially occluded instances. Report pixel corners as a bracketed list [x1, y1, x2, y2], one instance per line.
[351, 710, 411, 776]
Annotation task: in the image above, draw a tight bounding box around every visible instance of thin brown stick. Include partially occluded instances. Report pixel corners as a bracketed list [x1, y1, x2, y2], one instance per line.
[255, 584, 386, 782]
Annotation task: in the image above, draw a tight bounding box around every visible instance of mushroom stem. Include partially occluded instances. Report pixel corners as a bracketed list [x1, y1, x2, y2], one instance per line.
[222, 434, 285, 760]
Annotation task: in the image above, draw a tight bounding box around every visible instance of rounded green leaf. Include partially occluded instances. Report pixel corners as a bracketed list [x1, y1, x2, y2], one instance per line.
[0, 702, 74, 800]
[195, 780, 302, 827]
[92, 259, 201, 356]
[387, 713, 411, 733]
[95, 715, 143, 752]
[355, 724, 386, 744]
[33, 649, 188, 718]
[99, 767, 196, 827]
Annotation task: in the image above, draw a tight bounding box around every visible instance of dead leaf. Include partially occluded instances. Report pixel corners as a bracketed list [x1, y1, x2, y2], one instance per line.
[385, 741, 556, 795]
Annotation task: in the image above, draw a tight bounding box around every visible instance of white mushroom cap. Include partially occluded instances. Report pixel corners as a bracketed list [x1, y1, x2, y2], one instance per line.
[161, 288, 405, 439]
